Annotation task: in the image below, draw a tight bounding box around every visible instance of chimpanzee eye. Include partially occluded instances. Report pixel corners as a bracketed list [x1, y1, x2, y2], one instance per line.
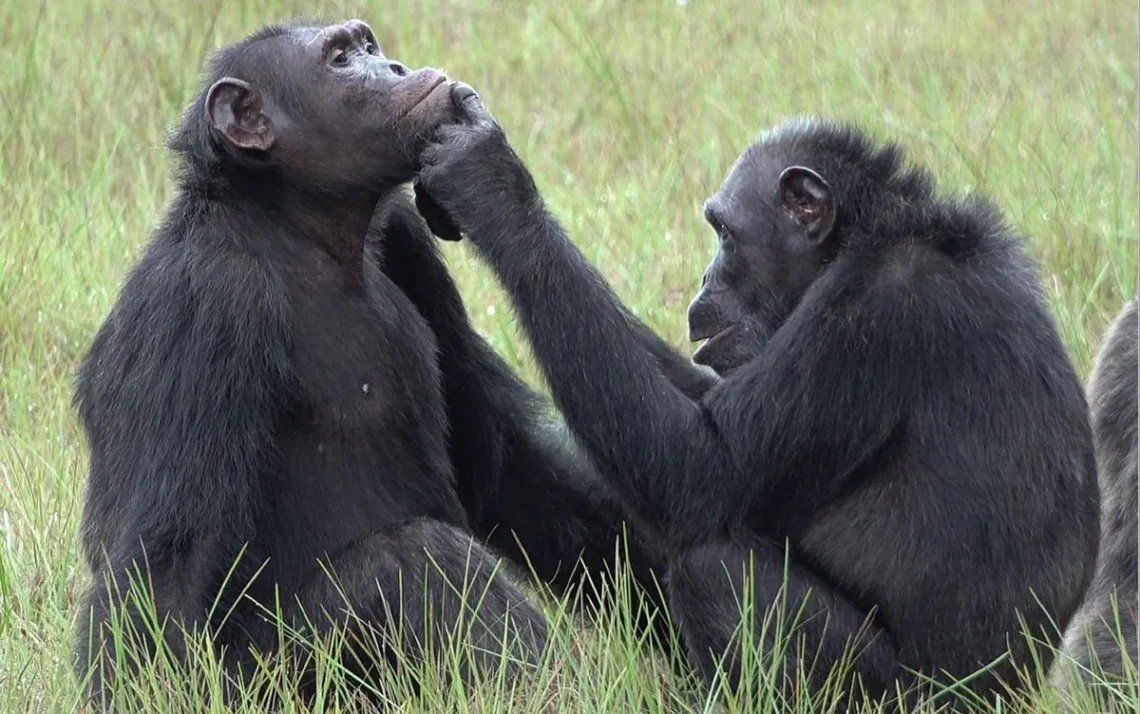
[331, 50, 348, 66]
[712, 223, 737, 254]
[706, 210, 729, 242]
[365, 42, 379, 56]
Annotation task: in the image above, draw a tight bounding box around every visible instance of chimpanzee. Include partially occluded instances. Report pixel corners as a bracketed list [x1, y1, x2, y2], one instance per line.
[415, 91, 1102, 705]
[1054, 297, 1138, 691]
[72, 21, 667, 708]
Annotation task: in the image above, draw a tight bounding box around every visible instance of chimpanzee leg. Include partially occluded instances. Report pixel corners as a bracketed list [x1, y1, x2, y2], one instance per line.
[283, 518, 548, 695]
[666, 537, 898, 702]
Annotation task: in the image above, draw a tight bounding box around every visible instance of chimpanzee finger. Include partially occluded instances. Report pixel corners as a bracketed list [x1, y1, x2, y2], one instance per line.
[450, 82, 490, 125]
[413, 181, 463, 241]
[452, 82, 480, 108]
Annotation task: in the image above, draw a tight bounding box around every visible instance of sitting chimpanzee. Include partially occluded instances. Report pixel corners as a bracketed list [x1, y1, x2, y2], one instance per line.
[1053, 297, 1138, 695]
[414, 88, 1102, 707]
[72, 21, 668, 708]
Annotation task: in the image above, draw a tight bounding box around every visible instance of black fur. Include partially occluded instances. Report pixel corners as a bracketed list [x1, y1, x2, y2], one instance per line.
[1055, 297, 1138, 688]
[417, 102, 1101, 707]
[73, 24, 662, 708]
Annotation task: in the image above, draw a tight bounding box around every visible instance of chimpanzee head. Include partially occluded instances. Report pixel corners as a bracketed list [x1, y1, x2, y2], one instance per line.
[172, 19, 457, 192]
[687, 118, 933, 376]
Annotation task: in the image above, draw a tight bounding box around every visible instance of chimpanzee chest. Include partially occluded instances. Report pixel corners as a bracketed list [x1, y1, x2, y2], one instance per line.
[295, 287, 441, 431]
[268, 260, 463, 548]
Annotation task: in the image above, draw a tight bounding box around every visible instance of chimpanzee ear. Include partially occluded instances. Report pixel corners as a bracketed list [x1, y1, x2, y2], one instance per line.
[205, 78, 275, 152]
[778, 165, 836, 242]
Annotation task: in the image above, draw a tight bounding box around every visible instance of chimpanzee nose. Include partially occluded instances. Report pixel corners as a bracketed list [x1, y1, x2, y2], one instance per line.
[385, 61, 409, 78]
[687, 290, 723, 342]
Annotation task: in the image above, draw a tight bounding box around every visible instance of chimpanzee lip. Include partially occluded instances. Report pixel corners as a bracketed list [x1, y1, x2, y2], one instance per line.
[689, 323, 734, 344]
[691, 325, 735, 362]
[394, 76, 449, 123]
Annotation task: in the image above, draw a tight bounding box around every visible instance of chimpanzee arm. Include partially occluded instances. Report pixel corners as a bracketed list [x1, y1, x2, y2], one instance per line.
[628, 316, 720, 400]
[416, 100, 920, 549]
[408, 186, 718, 401]
[372, 197, 668, 596]
[74, 237, 292, 696]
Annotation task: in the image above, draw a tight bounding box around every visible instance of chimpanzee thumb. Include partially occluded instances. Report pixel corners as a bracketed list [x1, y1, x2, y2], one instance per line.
[451, 82, 485, 124]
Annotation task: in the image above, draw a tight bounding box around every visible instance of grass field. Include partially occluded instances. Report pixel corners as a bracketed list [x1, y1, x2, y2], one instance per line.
[0, 0, 1137, 712]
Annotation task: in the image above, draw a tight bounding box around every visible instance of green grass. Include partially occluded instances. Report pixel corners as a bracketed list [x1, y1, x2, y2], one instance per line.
[0, 0, 1136, 711]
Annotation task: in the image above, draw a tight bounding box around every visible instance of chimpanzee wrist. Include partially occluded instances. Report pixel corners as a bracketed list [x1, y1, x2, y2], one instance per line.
[461, 190, 547, 253]
[457, 158, 542, 238]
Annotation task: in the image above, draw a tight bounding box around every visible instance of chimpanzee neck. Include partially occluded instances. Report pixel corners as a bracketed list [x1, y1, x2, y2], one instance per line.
[273, 185, 379, 263]
[195, 174, 389, 268]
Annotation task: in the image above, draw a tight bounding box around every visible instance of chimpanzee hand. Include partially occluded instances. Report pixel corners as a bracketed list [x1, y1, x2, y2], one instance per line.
[414, 83, 540, 244]
[413, 179, 462, 241]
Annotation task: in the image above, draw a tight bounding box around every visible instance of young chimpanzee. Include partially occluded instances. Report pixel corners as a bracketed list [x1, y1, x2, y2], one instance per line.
[73, 21, 665, 708]
[415, 90, 1102, 706]
[1054, 297, 1138, 693]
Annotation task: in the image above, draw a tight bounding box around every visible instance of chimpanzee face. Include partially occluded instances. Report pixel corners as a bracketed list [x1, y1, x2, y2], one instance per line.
[204, 20, 458, 190]
[688, 147, 837, 376]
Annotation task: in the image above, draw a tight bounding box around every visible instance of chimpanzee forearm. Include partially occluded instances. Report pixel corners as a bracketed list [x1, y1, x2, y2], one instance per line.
[371, 196, 530, 524]
[375, 198, 668, 596]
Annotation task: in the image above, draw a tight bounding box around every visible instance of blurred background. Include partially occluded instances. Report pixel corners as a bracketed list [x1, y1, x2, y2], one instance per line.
[0, 0, 1135, 710]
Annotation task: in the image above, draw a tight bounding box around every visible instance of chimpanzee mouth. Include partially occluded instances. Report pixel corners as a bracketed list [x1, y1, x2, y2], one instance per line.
[394, 76, 450, 123]
[691, 326, 735, 360]
[690, 322, 734, 345]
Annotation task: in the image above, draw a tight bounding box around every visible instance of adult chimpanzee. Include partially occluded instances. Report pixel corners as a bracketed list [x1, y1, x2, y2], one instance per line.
[415, 90, 1101, 705]
[73, 21, 666, 708]
[1054, 297, 1138, 691]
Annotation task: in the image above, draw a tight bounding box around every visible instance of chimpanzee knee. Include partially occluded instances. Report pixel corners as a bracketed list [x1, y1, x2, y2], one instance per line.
[284, 517, 547, 694]
[667, 538, 897, 701]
